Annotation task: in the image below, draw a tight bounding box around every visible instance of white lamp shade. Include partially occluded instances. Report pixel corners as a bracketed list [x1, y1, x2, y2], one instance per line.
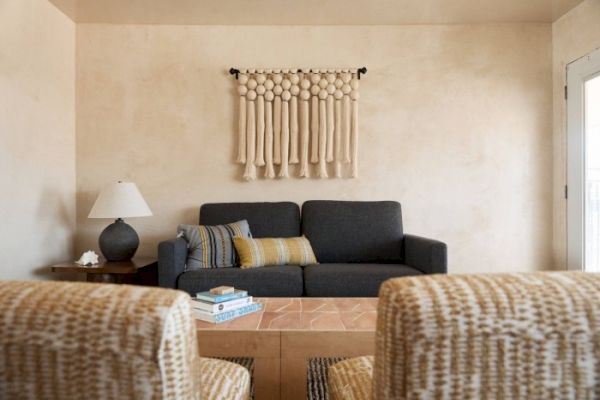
[88, 182, 153, 219]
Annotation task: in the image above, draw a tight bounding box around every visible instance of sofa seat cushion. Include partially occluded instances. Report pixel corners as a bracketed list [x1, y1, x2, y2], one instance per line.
[177, 265, 303, 297]
[303, 263, 422, 297]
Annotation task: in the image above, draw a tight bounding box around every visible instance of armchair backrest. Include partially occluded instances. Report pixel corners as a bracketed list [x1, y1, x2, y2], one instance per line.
[374, 272, 600, 399]
[0, 281, 200, 400]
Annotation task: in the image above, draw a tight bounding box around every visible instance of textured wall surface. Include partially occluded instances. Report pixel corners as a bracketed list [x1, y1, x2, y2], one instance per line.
[76, 24, 553, 273]
[552, 0, 600, 269]
[0, 0, 75, 279]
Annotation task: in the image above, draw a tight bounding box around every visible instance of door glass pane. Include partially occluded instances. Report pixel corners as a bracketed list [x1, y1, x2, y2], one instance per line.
[585, 74, 600, 272]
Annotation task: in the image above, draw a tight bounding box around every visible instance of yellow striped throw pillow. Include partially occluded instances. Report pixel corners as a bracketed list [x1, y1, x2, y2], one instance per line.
[233, 237, 318, 269]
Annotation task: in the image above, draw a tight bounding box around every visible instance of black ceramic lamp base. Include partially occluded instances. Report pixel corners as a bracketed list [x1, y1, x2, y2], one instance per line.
[99, 218, 140, 262]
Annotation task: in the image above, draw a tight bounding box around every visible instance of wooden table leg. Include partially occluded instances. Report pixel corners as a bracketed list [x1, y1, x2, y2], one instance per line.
[253, 354, 281, 400]
[197, 330, 281, 400]
[281, 356, 308, 400]
[281, 331, 376, 400]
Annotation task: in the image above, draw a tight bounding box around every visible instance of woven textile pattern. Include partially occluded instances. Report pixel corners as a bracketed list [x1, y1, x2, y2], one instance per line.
[0, 280, 249, 400]
[199, 358, 250, 400]
[233, 236, 317, 268]
[178, 220, 252, 269]
[328, 356, 373, 400]
[372, 272, 600, 400]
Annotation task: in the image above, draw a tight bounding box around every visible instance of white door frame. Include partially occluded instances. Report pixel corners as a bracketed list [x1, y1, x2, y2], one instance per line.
[567, 48, 600, 271]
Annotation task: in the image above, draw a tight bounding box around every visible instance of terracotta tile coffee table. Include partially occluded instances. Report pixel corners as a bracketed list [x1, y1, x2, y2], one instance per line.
[196, 298, 378, 400]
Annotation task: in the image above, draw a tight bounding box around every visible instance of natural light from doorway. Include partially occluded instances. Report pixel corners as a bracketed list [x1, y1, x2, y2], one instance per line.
[585, 74, 600, 272]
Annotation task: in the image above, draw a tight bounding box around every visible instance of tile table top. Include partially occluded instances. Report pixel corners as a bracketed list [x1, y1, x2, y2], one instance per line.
[196, 297, 378, 331]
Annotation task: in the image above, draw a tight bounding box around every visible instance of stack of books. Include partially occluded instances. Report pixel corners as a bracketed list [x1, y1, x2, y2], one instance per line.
[192, 286, 262, 323]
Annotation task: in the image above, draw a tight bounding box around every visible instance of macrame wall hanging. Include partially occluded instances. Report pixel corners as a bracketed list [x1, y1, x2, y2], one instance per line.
[230, 67, 367, 181]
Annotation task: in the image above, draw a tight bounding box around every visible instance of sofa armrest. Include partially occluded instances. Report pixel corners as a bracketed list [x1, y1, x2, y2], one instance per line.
[403, 234, 447, 275]
[158, 238, 188, 289]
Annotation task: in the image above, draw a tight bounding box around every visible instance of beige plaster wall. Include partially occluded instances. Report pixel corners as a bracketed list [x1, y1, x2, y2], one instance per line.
[76, 24, 553, 274]
[552, 0, 600, 269]
[0, 0, 76, 279]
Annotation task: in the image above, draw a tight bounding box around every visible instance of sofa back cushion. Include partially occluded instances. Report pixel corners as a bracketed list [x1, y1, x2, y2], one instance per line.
[301, 200, 403, 263]
[200, 202, 300, 238]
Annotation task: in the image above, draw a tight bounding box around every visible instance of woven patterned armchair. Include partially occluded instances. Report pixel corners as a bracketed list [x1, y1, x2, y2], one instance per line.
[329, 272, 600, 400]
[0, 281, 250, 400]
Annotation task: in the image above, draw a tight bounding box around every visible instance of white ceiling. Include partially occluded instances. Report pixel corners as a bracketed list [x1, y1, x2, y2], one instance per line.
[49, 0, 583, 25]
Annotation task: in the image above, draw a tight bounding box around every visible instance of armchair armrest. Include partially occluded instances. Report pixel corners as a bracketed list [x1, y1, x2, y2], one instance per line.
[158, 238, 188, 289]
[403, 234, 447, 275]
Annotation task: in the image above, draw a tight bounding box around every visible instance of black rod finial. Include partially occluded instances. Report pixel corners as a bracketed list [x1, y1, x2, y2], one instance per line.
[357, 67, 367, 80]
[229, 68, 240, 79]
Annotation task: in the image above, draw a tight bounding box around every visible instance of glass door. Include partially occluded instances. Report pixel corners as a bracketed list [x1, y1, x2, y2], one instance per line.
[567, 48, 600, 271]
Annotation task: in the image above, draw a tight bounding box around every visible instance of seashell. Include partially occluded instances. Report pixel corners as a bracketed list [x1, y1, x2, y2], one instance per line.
[76, 250, 99, 267]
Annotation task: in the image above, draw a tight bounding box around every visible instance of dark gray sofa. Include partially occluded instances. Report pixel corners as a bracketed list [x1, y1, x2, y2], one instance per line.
[158, 201, 447, 297]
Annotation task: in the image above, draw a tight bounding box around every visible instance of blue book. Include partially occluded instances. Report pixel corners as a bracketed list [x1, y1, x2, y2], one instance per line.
[195, 289, 248, 303]
[194, 302, 263, 324]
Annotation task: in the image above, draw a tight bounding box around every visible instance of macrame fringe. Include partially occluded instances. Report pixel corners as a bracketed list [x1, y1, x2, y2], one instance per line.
[255, 95, 265, 166]
[279, 96, 290, 178]
[243, 98, 256, 181]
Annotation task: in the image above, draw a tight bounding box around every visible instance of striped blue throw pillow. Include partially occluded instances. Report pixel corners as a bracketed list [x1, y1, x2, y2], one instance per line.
[177, 220, 252, 269]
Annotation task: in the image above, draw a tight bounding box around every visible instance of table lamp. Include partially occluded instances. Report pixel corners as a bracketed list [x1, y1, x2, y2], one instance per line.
[88, 181, 152, 261]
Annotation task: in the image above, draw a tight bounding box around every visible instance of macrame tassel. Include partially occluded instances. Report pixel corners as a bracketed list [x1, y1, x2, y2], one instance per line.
[341, 73, 352, 163]
[310, 73, 320, 164]
[334, 95, 343, 178]
[243, 95, 257, 181]
[325, 75, 336, 163]
[289, 76, 300, 164]
[310, 96, 319, 163]
[273, 96, 282, 164]
[326, 95, 334, 162]
[350, 100, 359, 178]
[264, 90, 275, 179]
[289, 96, 299, 164]
[279, 92, 290, 178]
[342, 95, 351, 163]
[350, 78, 360, 178]
[236, 94, 247, 164]
[299, 84, 311, 178]
[255, 94, 265, 166]
[318, 94, 328, 178]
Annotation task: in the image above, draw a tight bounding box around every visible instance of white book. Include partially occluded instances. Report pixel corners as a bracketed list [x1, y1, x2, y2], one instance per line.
[194, 303, 263, 324]
[191, 296, 253, 313]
